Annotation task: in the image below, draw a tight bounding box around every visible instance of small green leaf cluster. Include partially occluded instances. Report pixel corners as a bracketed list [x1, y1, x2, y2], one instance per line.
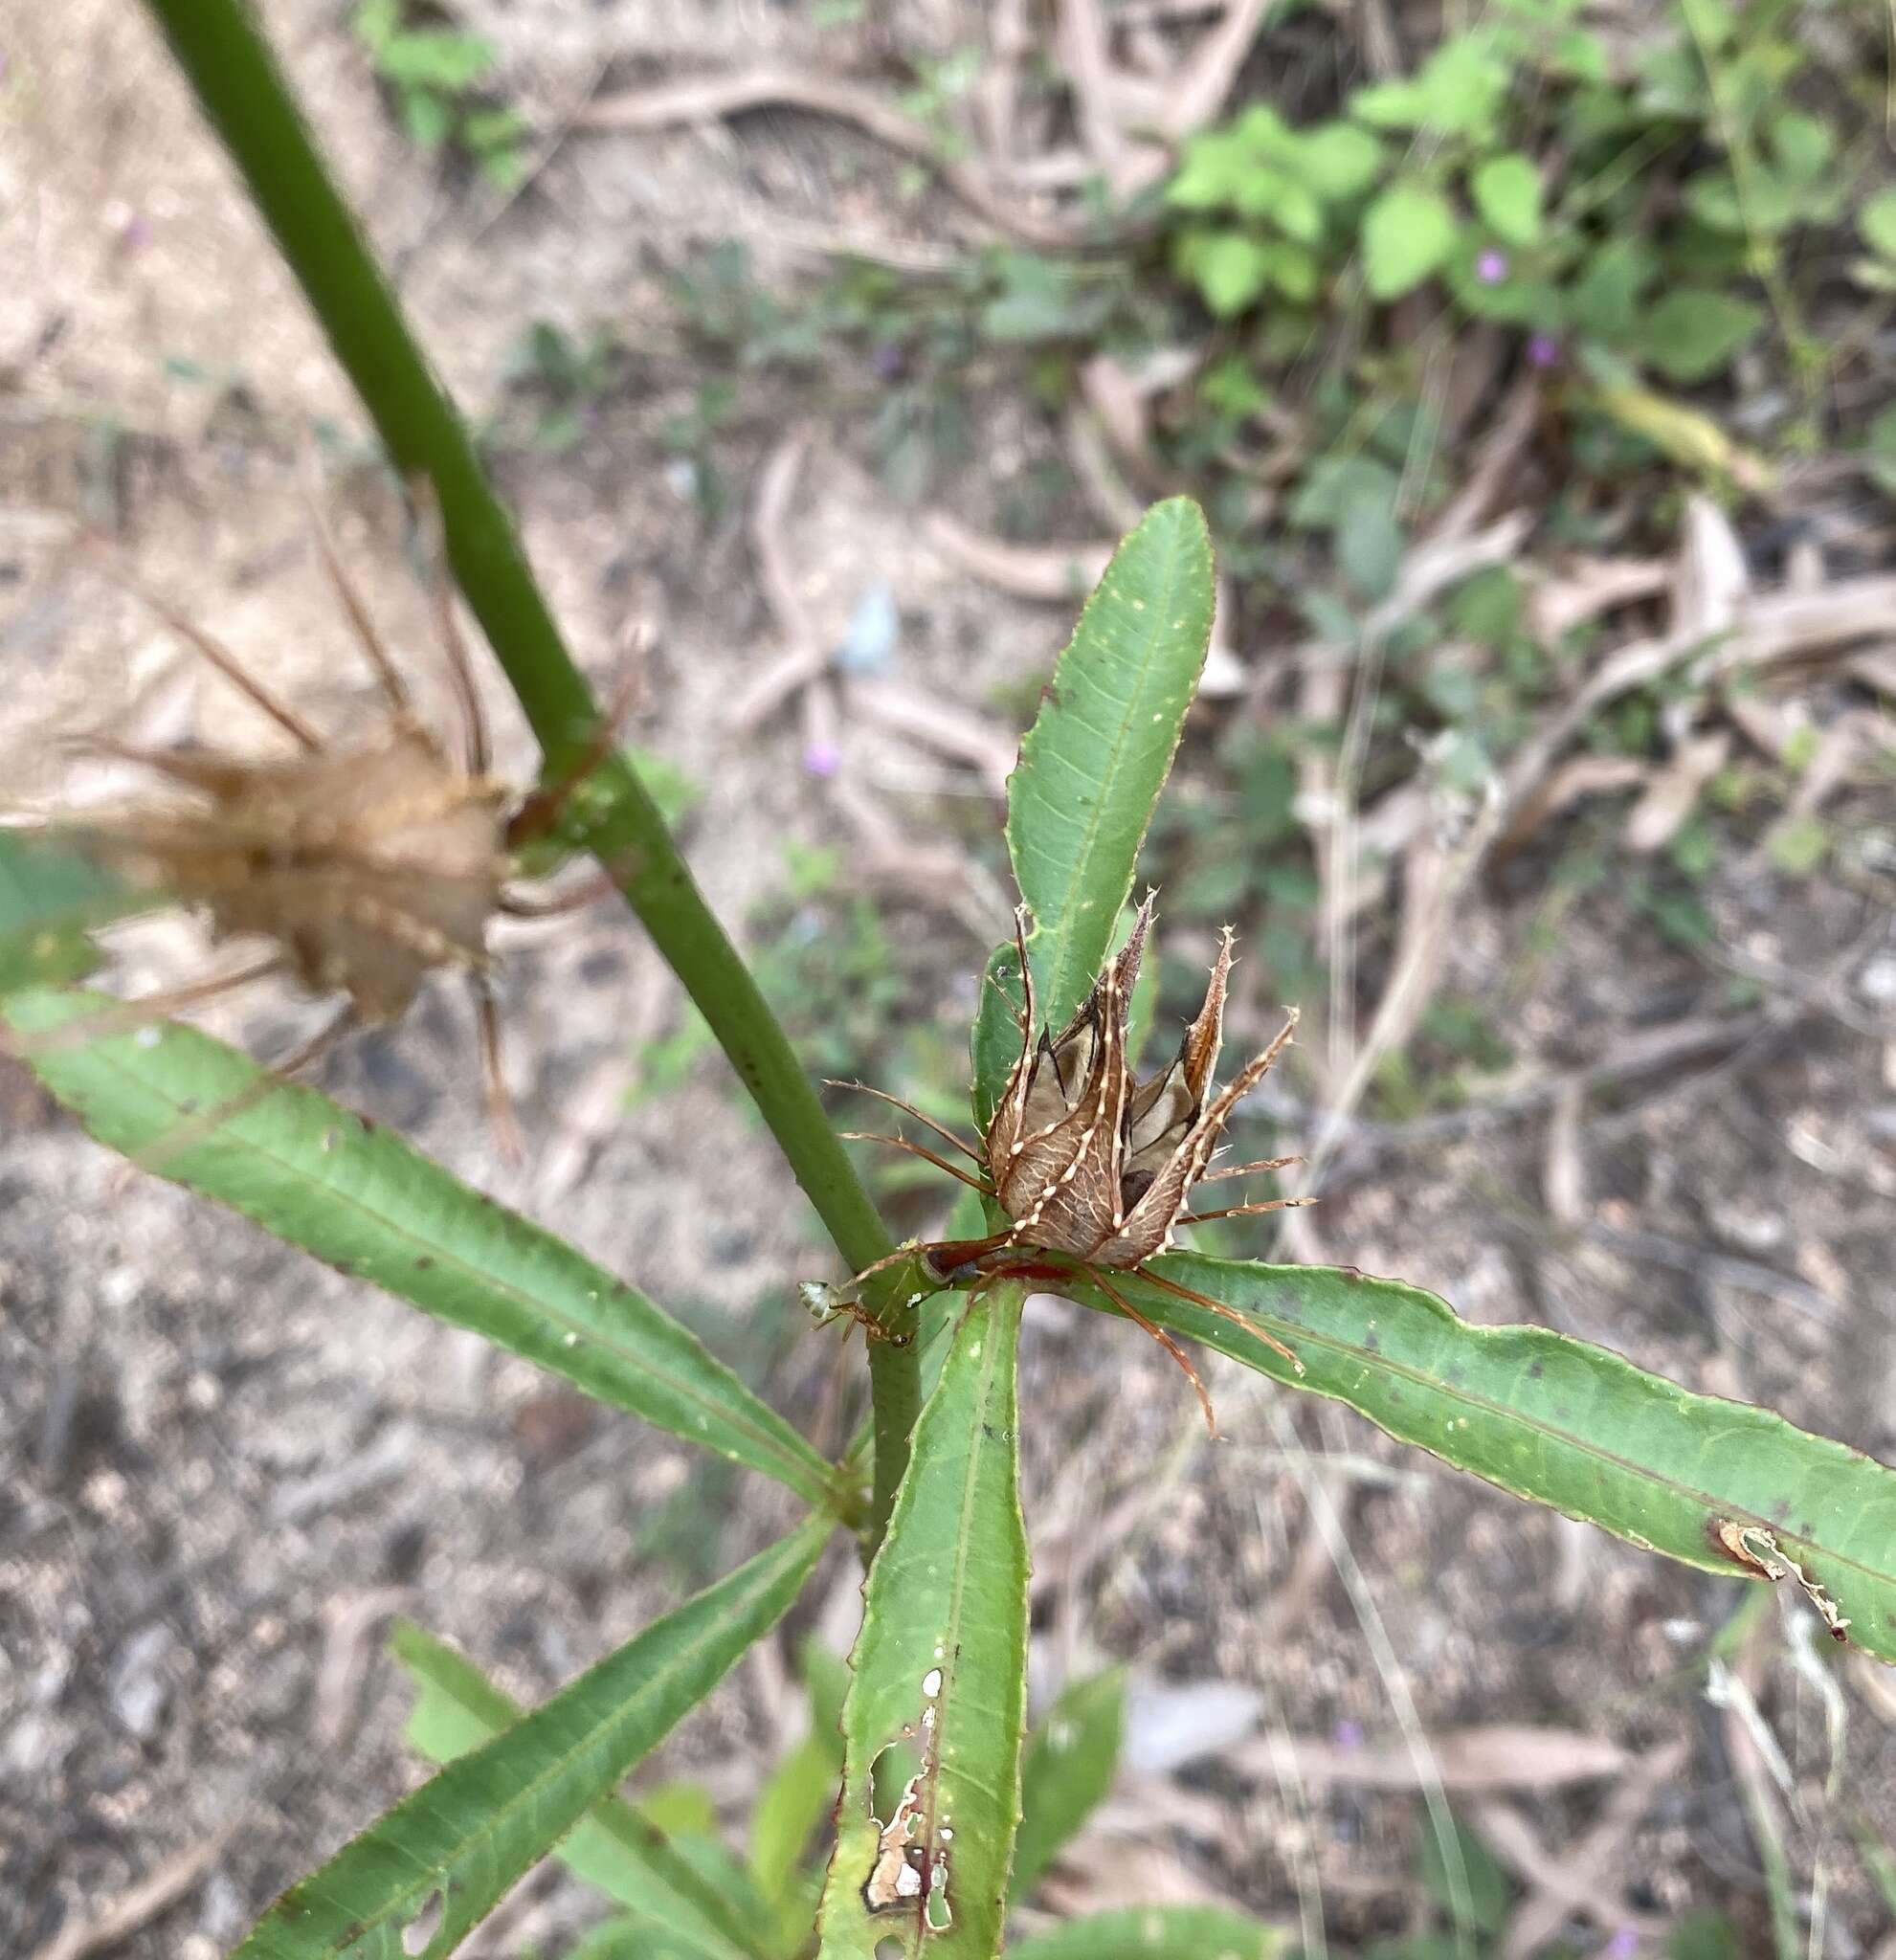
[1163, 0, 1868, 390]
[351, 0, 528, 187]
[492, 321, 629, 456]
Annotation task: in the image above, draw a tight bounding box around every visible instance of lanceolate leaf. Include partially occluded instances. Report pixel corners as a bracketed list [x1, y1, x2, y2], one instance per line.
[1012, 1669, 1126, 1902]
[1121, 1253, 1896, 1665]
[1006, 1906, 1282, 1960]
[818, 1291, 1030, 1959]
[390, 1621, 775, 1960]
[236, 1517, 830, 1958]
[1005, 498, 1215, 1035]
[2, 990, 836, 1510]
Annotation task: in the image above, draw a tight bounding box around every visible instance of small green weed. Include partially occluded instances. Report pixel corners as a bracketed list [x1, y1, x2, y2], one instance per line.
[495, 322, 624, 455]
[1161, 0, 1871, 411]
[351, 0, 528, 187]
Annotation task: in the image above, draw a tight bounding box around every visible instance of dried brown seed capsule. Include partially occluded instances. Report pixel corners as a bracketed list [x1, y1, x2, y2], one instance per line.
[836, 894, 1311, 1433]
[23, 507, 625, 1155]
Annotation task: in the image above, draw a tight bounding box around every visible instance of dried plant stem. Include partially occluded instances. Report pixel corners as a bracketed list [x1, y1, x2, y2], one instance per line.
[138, 0, 918, 1549]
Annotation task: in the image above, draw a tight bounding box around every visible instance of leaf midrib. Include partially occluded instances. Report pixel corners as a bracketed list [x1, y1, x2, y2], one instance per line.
[401, 1641, 764, 1960]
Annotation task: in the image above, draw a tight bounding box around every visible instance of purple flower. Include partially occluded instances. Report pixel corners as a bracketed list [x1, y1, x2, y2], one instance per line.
[1333, 1719, 1365, 1750]
[1605, 1929, 1640, 1959]
[1528, 332, 1561, 368]
[870, 344, 905, 382]
[803, 740, 841, 779]
[1475, 249, 1510, 285]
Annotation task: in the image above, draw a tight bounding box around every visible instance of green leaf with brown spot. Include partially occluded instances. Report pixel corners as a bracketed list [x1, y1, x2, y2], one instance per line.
[1107, 1253, 1896, 1664]
[816, 1290, 1029, 1958]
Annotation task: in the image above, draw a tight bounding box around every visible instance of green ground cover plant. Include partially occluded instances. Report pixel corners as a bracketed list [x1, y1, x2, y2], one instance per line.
[4, 4, 1891, 1956]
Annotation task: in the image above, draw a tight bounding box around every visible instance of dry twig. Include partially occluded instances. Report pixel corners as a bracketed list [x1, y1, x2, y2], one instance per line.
[576, 68, 1092, 249]
[31, 1826, 236, 1960]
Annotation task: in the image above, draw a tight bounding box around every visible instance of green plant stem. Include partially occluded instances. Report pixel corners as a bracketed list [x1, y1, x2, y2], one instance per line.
[140, 0, 921, 1548]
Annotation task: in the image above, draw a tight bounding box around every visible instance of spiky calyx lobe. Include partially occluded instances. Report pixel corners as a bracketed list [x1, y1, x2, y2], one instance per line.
[982, 897, 1296, 1267]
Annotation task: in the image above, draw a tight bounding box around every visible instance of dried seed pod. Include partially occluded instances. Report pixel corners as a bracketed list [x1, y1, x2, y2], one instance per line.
[837, 894, 1310, 1434]
[28, 511, 623, 1152]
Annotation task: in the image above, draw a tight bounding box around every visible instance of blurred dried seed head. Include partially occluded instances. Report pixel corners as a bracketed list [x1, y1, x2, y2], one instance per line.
[25, 512, 625, 1148]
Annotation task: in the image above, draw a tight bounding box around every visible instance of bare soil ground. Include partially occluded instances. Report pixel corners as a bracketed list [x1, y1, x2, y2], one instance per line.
[3, 5, 1894, 1957]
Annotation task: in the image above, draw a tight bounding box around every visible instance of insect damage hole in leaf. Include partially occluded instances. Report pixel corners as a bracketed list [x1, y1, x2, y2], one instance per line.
[859, 1702, 953, 1932]
[402, 1885, 446, 1954]
[1713, 1518, 1851, 1641]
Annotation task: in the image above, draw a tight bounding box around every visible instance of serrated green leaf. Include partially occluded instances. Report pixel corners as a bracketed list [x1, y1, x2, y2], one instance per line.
[816, 1291, 1029, 1958]
[1354, 33, 1506, 139]
[971, 939, 1029, 1131]
[1012, 1670, 1125, 1901]
[1004, 498, 1215, 1038]
[1350, 78, 1429, 128]
[376, 27, 496, 92]
[1262, 179, 1325, 244]
[1361, 183, 1459, 299]
[1336, 483, 1405, 600]
[1769, 110, 1832, 184]
[398, 86, 453, 150]
[390, 1621, 774, 1960]
[1167, 126, 1252, 211]
[1108, 1254, 1896, 1666]
[1261, 239, 1321, 302]
[1006, 1906, 1282, 1959]
[1569, 236, 1659, 343]
[3, 990, 837, 1509]
[1862, 189, 1896, 263]
[1470, 153, 1543, 247]
[0, 830, 145, 991]
[238, 1516, 828, 1957]
[1637, 289, 1766, 384]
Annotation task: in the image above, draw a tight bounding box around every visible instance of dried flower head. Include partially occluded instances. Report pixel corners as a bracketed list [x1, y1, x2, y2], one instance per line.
[838, 894, 1308, 1432]
[29, 506, 622, 1153]
[983, 894, 1297, 1266]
